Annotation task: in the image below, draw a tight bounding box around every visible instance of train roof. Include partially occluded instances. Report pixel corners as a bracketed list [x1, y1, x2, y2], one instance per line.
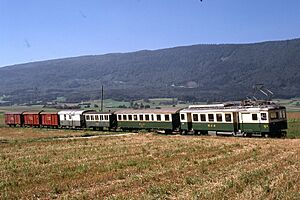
[83, 111, 114, 115]
[40, 111, 59, 115]
[57, 110, 92, 115]
[5, 111, 24, 115]
[23, 111, 43, 115]
[180, 104, 286, 113]
[114, 108, 182, 115]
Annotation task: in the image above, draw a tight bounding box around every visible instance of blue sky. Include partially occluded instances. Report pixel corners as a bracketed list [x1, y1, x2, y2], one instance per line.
[1, 0, 300, 67]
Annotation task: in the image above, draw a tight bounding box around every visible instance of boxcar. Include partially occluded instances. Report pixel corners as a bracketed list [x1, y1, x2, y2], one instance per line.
[40, 111, 59, 128]
[115, 108, 181, 133]
[83, 111, 117, 130]
[23, 111, 43, 127]
[58, 110, 89, 128]
[4, 112, 24, 127]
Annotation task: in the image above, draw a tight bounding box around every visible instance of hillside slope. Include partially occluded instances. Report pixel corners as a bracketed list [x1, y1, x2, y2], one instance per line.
[0, 38, 299, 103]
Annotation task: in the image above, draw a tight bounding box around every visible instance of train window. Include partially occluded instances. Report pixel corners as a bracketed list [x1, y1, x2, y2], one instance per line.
[86, 115, 90, 120]
[181, 114, 185, 120]
[128, 115, 133, 121]
[118, 115, 121, 121]
[145, 115, 150, 121]
[95, 115, 99, 121]
[91, 115, 94, 121]
[105, 115, 108, 120]
[261, 113, 267, 120]
[100, 115, 104, 120]
[123, 115, 127, 120]
[140, 115, 144, 121]
[208, 114, 214, 122]
[225, 114, 231, 122]
[165, 115, 170, 121]
[157, 115, 161, 121]
[283, 111, 286, 119]
[134, 115, 138, 120]
[69, 115, 72, 120]
[193, 114, 198, 121]
[200, 114, 206, 122]
[252, 114, 258, 120]
[270, 112, 278, 119]
[64, 114, 67, 120]
[151, 115, 154, 121]
[216, 114, 222, 122]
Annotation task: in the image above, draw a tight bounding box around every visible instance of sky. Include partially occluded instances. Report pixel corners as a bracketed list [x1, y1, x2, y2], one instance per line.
[1, 0, 300, 67]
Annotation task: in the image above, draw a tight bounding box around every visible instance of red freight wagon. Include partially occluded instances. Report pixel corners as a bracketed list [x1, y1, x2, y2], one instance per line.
[23, 111, 42, 127]
[40, 111, 59, 127]
[4, 112, 24, 127]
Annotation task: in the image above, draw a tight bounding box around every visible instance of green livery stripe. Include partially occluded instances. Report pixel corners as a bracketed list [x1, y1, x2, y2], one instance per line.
[118, 121, 173, 129]
[192, 122, 234, 132]
[86, 121, 110, 128]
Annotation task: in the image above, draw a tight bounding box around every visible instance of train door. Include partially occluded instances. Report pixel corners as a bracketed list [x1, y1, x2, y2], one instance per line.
[187, 113, 192, 130]
[233, 112, 239, 132]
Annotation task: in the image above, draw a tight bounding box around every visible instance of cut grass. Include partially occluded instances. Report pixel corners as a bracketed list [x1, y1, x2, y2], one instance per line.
[0, 129, 299, 199]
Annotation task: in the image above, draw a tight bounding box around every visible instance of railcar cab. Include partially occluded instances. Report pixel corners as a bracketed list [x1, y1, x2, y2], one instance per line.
[238, 104, 287, 137]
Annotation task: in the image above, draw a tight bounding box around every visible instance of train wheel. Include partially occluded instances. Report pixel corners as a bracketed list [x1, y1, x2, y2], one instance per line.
[263, 133, 269, 138]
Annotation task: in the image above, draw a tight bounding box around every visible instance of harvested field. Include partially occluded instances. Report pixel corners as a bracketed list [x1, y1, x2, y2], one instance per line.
[0, 128, 300, 199]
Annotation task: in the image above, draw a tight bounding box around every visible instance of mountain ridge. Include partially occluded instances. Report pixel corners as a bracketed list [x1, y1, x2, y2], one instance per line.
[0, 38, 299, 104]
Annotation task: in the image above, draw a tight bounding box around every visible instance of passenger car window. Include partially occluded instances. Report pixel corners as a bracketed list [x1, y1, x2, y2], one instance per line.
[165, 114, 170, 121]
[193, 114, 198, 121]
[134, 115, 138, 120]
[261, 113, 267, 120]
[86, 115, 90, 120]
[225, 114, 231, 122]
[200, 114, 206, 122]
[181, 114, 185, 120]
[123, 115, 127, 120]
[252, 114, 258, 120]
[91, 115, 94, 120]
[105, 115, 108, 120]
[118, 115, 121, 121]
[216, 114, 222, 122]
[208, 114, 214, 122]
[100, 115, 104, 120]
[145, 115, 149, 121]
[128, 115, 132, 121]
[95, 115, 99, 120]
[157, 115, 161, 121]
[139, 115, 144, 121]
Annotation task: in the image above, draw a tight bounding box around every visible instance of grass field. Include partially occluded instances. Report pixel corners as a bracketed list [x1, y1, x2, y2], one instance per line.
[0, 129, 299, 199]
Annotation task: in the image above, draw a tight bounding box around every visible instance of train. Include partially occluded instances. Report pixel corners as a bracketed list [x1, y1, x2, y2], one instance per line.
[4, 100, 288, 137]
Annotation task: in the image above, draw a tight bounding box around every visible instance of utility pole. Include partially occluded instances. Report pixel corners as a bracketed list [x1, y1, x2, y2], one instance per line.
[101, 85, 104, 111]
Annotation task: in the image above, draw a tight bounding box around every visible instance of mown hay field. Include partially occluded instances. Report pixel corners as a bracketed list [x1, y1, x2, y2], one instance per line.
[0, 128, 300, 199]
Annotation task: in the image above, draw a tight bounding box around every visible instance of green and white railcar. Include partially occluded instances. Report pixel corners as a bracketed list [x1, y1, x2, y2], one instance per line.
[83, 111, 117, 130]
[115, 108, 181, 133]
[180, 103, 287, 137]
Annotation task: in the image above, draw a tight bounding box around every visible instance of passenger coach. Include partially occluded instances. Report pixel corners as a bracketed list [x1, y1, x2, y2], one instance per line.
[83, 111, 117, 130]
[115, 108, 181, 133]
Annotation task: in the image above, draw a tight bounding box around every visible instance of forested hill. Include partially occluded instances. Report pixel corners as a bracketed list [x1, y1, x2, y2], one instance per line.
[0, 38, 300, 103]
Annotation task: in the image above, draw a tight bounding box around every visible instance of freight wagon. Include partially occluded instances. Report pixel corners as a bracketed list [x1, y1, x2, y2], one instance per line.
[40, 111, 59, 128]
[4, 112, 24, 127]
[23, 111, 43, 127]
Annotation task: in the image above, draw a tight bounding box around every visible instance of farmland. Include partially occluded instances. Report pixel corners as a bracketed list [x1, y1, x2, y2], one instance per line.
[0, 128, 300, 199]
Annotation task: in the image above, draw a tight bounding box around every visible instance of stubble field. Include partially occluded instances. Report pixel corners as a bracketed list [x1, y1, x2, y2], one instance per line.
[0, 127, 300, 199]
